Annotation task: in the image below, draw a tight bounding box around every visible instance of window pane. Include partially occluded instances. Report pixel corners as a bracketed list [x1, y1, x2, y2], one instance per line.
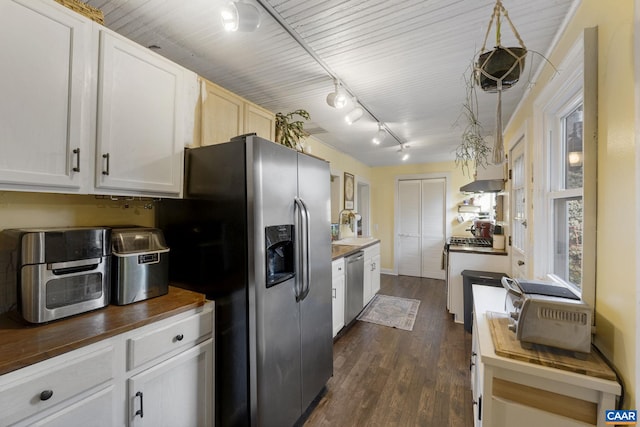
[553, 197, 583, 288]
[564, 105, 583, 190]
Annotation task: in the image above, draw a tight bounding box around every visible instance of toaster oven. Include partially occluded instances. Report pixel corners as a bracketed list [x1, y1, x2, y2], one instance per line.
[0, 227, 112, 323]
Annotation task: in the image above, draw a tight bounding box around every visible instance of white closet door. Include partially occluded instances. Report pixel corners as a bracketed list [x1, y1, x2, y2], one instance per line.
[421, 178, 446, 279]
[397, 180, 421, 276]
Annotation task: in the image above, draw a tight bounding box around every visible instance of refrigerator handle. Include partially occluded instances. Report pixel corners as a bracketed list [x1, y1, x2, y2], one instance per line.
[294, 197, 311, 301]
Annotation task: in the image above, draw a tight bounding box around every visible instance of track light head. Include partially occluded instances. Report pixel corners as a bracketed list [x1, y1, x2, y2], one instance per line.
[397, 144, 410, 161]
[345, 99, 363, 125]
[221, 1, 261, 32]
[372, 123, 386, 145]
[326, 80, 347, 109]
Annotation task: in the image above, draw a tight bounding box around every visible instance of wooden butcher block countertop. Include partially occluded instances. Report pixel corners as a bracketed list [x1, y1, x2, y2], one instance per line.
[0, 286, 207, 376]
[486, 312, 616, 381]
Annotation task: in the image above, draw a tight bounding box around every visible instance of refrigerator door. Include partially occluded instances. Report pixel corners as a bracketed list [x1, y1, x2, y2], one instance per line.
[297, 152, 333, 410]
[251, 138, 302, 427]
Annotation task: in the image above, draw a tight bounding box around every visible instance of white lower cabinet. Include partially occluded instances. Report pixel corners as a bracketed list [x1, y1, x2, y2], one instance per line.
[0, 303, 214, 427]
[363, 243, 381, 306]
[331, 258, 345, 337]
[128, 339, 213, 426]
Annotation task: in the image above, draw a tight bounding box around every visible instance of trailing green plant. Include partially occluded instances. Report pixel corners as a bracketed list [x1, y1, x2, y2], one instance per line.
[275, 109, 310, 152]
[455, 72, 491, 177]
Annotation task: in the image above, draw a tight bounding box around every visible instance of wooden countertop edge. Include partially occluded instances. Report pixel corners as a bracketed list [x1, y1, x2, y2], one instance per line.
[0, 286, 208, 376]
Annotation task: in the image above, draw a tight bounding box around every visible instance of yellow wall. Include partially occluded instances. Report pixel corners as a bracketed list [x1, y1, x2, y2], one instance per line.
[0, 191, 154, 230]
[503, 0, 637, 408]
[370, 162, 471, 272]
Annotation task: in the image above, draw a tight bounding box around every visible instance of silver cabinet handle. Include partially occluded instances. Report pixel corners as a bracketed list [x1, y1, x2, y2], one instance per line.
[72, 148, 80, 172]
[102, 153, 110, 175]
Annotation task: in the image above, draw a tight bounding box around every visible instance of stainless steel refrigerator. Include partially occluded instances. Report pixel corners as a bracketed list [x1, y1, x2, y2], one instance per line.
[156, 134, 333, 427]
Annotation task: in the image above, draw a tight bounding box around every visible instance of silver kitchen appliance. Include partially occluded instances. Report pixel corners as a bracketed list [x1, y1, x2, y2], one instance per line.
[501, 277, 592, 354]
[156, 134, 333, 427]
[0, 227, 111, 323]
[344, 251, 364, 325]
[111, 227, 169, 305]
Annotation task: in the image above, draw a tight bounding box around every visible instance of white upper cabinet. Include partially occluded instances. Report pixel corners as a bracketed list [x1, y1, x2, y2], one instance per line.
[0, 0, 195, 197]
[95, 30, 189, 197]
[0, 0, 93, 192]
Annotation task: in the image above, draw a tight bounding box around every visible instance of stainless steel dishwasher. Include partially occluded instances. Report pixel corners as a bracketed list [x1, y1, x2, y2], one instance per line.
[344, 251, 365, 325]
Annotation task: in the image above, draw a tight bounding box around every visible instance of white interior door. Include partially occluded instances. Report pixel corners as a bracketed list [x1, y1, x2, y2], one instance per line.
[510, 137, 527, 278]
[397, 178, 446, 279]
[397, 180, 421, 276]
[421, 178, 446, 279]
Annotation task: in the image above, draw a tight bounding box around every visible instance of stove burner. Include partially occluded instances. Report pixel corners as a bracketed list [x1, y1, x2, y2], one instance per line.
[448, 237, 493, 247]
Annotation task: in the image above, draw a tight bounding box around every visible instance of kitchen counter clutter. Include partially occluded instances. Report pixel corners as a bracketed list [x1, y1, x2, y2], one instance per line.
[471, 285, 620, 427]
[0, 286, 214, 426]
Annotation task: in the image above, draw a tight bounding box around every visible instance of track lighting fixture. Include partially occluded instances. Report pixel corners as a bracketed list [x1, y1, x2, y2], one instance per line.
[345, 99, 363, 125]
[372, 123, 386, 145]
[326, 80, 347, 109]
[397, 144, 410, 161]
[221, 1, 261, 32]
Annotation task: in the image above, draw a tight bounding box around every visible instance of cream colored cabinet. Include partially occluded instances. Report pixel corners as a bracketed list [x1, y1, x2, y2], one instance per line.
[245, 103, 276, 141]
[95, 30, 191, 197]
[0, 303, 214, 427]
[363, 243, 381, 306]
[0, 0, 93, 193]
[331, 258, 345, 337]
[200, 78, 275, 146]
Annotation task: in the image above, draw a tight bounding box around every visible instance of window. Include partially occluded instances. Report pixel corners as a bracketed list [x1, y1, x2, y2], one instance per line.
[549, 104, 584, 290]
[533, 28, 596, 310]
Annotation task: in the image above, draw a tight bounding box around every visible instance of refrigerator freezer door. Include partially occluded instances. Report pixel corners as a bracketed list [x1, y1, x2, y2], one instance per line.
[297, 152, 333, 411]
[252, 138, 302, 427]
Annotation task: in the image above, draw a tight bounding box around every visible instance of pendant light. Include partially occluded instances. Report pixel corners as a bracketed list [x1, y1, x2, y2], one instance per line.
[221, 1, 261, 32]
[326, 79, 347, 109]
[372, 123, 386, 145]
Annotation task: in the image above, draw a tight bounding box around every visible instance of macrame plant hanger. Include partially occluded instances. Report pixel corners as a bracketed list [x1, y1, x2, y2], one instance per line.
[474, 0, 527, 164]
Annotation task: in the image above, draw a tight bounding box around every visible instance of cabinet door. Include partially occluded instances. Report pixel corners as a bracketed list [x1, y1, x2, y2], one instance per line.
[245, 103, 275, 141]
[96, 31, 185, 196]
[371, 253, 381, 295]
[332, 273, 345, 337]
[201, 80, 244, 146]
[363, 257, 373, 306]
[0, 0, 92, 192]
[128, 339, 213, 427]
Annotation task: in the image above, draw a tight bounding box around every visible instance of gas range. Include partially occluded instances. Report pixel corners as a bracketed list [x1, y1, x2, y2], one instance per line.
[447, 236, 493, 248]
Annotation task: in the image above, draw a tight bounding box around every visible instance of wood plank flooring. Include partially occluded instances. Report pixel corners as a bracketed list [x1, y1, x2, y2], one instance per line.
[304, 274, 474, 427]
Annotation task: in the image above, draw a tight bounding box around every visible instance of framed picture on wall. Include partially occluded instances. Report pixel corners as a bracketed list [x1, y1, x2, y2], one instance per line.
[344, 172, 354, 210]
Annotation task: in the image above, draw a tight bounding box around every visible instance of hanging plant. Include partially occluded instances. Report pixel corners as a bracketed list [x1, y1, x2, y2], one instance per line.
[455, 73, 491, 177]
[473, 0, 528, 164]
[275, 109, 310, 152]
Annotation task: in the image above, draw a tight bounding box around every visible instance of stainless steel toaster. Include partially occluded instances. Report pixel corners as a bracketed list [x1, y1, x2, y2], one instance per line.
[0, 227, 112, 323]
[502, 277, 592, 354]
[111, 227, 169, 305]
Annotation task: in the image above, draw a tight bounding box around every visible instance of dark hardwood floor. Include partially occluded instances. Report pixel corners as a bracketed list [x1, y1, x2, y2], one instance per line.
[304, 274, 474, 427]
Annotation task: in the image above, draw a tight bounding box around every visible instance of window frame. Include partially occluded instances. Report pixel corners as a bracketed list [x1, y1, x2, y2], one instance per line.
[532, 29, 597, 314]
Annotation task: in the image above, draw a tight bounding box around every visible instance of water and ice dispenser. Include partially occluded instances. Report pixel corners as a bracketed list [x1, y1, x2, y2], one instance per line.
[265, 225, 295, 287]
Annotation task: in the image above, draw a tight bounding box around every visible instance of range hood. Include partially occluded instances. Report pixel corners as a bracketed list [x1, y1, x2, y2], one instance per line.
[460, 179, 504, 193]
[459, 163, 505, 193]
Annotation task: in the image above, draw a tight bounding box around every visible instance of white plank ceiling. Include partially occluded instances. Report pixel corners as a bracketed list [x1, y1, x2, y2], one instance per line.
[86, 0, 578, 166]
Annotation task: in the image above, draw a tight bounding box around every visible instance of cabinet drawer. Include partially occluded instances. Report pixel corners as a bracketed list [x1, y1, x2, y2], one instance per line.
[363, 243, 380, 259]
[127, 308, 213, 370]
[332, 258, 345, 278]
[0, 345, 113, 425]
